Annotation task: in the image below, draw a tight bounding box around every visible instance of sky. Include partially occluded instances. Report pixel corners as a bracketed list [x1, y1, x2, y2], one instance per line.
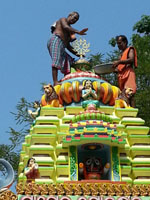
[0, 0, 150, 192]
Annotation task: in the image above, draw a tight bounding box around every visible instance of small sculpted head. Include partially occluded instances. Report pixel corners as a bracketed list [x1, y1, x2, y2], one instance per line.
[84, 80, 93, 89]
[43, 84, 54, 96]
[125, 87, 133, 98]
[27, 158, 36, 167]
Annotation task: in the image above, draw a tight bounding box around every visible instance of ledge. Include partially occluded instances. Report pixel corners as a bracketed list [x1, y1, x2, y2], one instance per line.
[40, 106, 64, 118]
[115, 108, 138, 118]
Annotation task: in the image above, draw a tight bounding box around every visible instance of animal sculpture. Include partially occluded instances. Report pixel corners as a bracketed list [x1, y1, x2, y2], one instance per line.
[115, 87, 133, 108]
[41, 84, 60, 107]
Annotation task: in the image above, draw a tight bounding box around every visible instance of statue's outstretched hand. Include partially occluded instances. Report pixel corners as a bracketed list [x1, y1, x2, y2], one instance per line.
[79, 28, 88, 35]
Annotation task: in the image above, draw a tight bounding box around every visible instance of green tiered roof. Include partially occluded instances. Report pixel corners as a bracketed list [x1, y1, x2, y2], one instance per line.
[17, 71, 150, 198]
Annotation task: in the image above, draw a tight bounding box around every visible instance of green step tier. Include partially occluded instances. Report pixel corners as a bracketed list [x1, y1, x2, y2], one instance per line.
[121, 117, 145, 126]
[121, 176, 133, 184]
[55, 144, 68, 156]
[57, 132, 67, 143]
[133, 179, 150, 184]
[32, 156, 55, 166]
[28, 134, 56, 145]
[132, 157, 150, 166]
[66, 106, 84, 115]
[128, 135, 150, 145]
[125, 126, 149, 135]
[115, 108, 138, 118]
[131, 145, 150, 157]
[29, 145, 55, 158]
[56, 155, 69, 165]
[35, 116, 60, 126]
[132, 167, 150, 178]
[119, 144, 130, 155]
[59, 124, 70, 133]
[56, 165, 70, 183]
[62, 115, 75, 124]
[119, 156, 131, 165]
[98, 106, 114, 115]
[19, 151, 26, 162]
[40, 107, 65, 118]
[32, 124, 58, 134]
[120, 165, 132, 175]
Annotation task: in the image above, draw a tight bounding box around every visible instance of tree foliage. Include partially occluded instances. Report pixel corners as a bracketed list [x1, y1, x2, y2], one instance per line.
[133, 15, 150, 35]
[107, 15, 150, 127]
[0, 98, 36, 178]
[131, 16, 150, 126]
[0, 144, 19, 178]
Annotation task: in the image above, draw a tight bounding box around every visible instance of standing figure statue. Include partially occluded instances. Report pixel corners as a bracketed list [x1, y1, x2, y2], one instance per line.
[112, 35, 137, 107]
[47, 11, 88, 86]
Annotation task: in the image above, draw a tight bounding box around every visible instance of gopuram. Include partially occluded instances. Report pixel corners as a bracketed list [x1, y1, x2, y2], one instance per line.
[0, 38, 150, 200]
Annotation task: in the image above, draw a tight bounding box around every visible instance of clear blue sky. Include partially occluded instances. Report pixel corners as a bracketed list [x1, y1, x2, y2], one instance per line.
[0, 0, 150, 145]
[0, 0, 150, 193]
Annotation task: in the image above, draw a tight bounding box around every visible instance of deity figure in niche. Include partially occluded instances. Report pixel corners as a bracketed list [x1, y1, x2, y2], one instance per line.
[82, 80, 99, 110]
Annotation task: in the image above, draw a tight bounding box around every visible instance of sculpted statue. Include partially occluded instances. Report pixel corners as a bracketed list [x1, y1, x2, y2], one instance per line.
[24, 158, 40, 183]
[41, 84, 60, 107]
[82, 80, 99, 110]
[28, 101, 40, 119]
[79, 157, 110, 180]
[115, 87, 134, 108]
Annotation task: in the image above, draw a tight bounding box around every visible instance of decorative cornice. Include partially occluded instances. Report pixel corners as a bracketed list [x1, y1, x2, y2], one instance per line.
[16, 182, 150, 196]
[0, 190, 17, 200]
